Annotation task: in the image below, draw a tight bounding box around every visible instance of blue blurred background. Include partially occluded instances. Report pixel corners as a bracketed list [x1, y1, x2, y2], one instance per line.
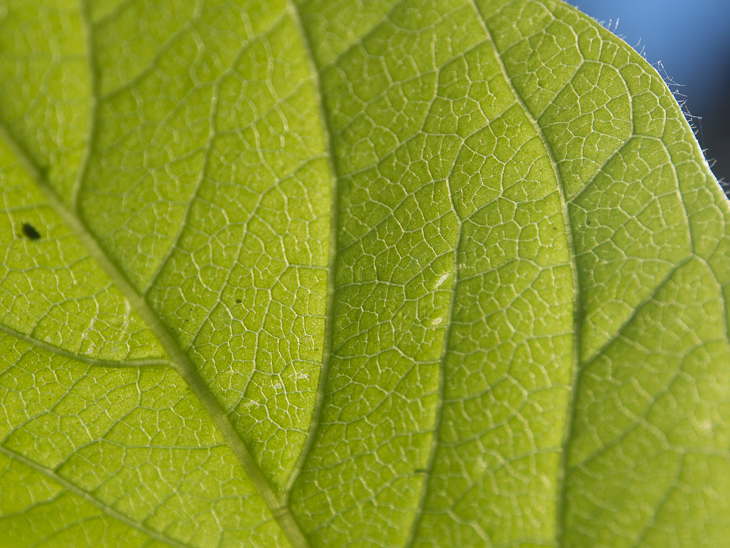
[566, 0, 730, 191]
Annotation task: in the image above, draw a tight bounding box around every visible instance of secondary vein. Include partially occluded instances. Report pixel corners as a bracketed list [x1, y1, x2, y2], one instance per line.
[71, 0, 100, 211]
[0, 445, 190, 548]
[0, 323, 174, 369]
[283, 0, 341, 504]
[469, 3, 584, 546]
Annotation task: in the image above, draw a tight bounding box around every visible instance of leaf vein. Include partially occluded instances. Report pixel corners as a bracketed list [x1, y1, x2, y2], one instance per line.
[0, 323, 173, 369]
[0, 445, 191, 548]
[469, 3, 584, 546]
[281, 4, 341, 532]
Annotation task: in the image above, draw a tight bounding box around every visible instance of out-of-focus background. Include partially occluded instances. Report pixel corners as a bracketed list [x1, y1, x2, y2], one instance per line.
[566, 0, 730, 193]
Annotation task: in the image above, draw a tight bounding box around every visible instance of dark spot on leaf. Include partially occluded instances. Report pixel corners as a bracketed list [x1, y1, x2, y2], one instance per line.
[236, 299, 242, 304]
[22, 223, 41, 240]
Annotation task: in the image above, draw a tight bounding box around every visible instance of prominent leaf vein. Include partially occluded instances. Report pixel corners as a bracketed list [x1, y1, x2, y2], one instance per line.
[580, 256, 693, 367]
[71, 0, 100, 210]
[0, 446, 190, 548]
[0, 323, 173, 369]
[469, 4, 583, 546]
[97, 0, 205, 102]
[283, 0, 341, 512]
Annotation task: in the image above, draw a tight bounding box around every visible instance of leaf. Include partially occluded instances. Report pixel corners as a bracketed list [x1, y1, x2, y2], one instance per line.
[1, 0, 729, 546]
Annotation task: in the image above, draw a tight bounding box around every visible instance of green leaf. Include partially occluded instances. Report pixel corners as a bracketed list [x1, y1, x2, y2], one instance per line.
[1, 0, 729, 546]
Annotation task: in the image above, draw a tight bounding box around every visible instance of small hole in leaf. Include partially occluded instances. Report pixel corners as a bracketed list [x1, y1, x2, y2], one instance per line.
[22, 223, 41, 240]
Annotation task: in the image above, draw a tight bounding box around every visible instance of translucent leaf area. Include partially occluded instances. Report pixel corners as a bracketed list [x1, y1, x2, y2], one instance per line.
[1, 0, 729, 546]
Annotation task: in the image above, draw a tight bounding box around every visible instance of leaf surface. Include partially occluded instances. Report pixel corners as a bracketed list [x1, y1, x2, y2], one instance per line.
[1, 0, 729, 546]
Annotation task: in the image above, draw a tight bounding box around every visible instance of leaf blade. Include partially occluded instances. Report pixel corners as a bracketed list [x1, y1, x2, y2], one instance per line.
[1, 0, 729, 546]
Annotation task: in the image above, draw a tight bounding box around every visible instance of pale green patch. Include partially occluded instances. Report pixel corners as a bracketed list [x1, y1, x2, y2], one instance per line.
[1, 0, 729, 546]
